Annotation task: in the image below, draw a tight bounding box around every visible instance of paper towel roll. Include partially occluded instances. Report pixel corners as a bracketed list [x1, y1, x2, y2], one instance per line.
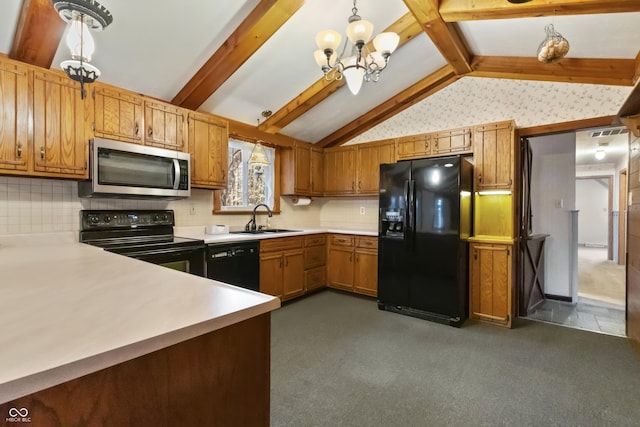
[291, 196, 312, 206]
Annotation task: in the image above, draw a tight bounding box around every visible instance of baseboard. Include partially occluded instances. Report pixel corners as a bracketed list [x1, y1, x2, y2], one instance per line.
[545, 293, 572, 302]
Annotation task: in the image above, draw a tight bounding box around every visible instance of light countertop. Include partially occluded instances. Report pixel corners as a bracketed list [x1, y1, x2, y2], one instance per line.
[174, 227, 378, 243]
[0, 232, 280, 404]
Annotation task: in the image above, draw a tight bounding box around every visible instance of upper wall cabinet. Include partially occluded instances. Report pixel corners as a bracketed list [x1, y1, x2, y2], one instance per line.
[281, 142, 324, 196]
[324, 146, 357, 195]
[357, 140, 395, 195]
[474, 121, 515, 191]
[433, 127, 472, 156]
[33, 70, 89, 179]
[144, 99, 188, 152]
[91, 83, 144, 144]
[397, 134, 430, 160]
[0, 60, 30, 174]
[188, 111, 228, 189]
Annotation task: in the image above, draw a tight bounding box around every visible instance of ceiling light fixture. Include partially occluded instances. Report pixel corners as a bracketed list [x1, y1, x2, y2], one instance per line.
[51, 0, 113, 99]
[314, 0, 399, 95]
[249, 110, 272, 167]
[594, 143, 608, 160]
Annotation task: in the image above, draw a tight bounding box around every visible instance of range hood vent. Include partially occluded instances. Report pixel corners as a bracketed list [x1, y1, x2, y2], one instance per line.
[590, 127, 628, 138]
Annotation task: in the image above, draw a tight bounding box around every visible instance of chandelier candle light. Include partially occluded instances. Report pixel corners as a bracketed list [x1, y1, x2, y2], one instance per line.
[52, 0, 113, 99]
[314, 0, 399, 95]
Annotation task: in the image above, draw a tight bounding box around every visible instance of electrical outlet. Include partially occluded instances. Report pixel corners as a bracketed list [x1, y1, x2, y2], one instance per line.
[189, 203, 196, 215]
[360, 206, 365, 215]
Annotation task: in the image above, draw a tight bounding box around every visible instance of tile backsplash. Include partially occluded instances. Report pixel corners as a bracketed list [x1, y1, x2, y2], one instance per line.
[0, 176, 378, 235]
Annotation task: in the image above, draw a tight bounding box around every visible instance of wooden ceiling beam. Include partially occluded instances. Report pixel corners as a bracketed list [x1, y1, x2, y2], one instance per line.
[317, 65, 459, 148]
[171, 0, 303, 110]
[403, 0, 472, 74]
[517, 116, 616, 138]
[258, 12, 423, 134]
[10, 0, 66, 68]
[438, 0, 640, 22]
[228, 118, 309, 148]
[469, 56, 637, 86]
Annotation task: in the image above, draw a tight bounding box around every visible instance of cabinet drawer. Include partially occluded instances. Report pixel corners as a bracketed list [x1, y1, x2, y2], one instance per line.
[304, 246, 326, 269]
[304, 234, 326, 247]
[305, 266, 326, 291]
[260, 236, 303, 253]
[330, 235, 354, 247]
[356, 236, 377, 250]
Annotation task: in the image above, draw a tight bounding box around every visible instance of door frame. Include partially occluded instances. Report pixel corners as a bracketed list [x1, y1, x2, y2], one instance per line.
[619, 169, 628, 266]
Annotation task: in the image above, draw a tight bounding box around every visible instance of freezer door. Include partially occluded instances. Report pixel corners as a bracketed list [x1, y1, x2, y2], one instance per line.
[409, 157, 465, 318]
[378, 236, 410, 307]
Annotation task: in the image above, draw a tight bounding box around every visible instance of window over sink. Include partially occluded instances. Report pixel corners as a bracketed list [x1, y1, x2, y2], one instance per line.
[215, 138, 277, 213]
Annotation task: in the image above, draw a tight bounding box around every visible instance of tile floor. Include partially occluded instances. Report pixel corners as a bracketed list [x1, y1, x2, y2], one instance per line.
[526, 297, 626, 337]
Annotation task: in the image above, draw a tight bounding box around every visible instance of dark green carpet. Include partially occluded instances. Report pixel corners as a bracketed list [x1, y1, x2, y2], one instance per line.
[271, 290, 640, 427]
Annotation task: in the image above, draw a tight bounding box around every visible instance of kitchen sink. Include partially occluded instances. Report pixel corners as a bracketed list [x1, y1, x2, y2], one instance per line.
[230, 229, 301, 235]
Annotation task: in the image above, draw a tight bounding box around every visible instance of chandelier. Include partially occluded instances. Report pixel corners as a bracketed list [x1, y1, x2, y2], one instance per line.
[51, 0, 113, 99]
[313, 0, 399, 95]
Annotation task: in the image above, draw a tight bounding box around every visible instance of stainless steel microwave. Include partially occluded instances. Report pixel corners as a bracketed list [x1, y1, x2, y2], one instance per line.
[78, 138, 191, 199]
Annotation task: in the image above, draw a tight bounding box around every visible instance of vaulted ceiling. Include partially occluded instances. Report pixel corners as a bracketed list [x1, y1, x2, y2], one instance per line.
[1, 0, 639, 147]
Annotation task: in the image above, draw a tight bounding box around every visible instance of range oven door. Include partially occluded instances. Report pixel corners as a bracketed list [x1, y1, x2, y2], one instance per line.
[113, 246, 205, 277]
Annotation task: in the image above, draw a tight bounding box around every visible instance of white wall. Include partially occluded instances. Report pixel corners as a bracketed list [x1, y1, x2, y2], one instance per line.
[530, 133, 576, 298]
[575, 178, 609, 246]
[0, 176, 378, 235]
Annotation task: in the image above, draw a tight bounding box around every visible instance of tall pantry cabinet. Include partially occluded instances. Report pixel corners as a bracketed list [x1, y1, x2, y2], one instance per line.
[468, 120, 516, 328]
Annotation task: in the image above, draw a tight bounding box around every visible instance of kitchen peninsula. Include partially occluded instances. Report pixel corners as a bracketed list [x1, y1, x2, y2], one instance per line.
[0, 232, 279, 426]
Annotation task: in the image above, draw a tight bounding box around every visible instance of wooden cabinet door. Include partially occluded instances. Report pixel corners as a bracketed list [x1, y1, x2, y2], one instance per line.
[0, 60, 30, 174]
[283, 249, 305, 300]
[92, 84, 144, 144]
[470, 243, 512, 327]
[397, 134, 430, 160]
[327, 246, 354, 290]
[189, 112, 228, 189]
[305, 266, 326, 292]
[33, 71, 88, 178]
[295, 144, 312, 194]
[354, 249, 378, 297]
[311, 146, 324, 195]
[474, 121, 514, 191]
[144, 100, 188, 152]
[433, 127, 472, 155]
[260, 253, 283, 299]
[357, 141, 396, 194]
[324, 147, 356, 195]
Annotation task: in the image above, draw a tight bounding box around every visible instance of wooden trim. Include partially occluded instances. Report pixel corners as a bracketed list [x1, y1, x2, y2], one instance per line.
[470, 56, 636, 87]
[634, 50, 640, 85]
[403, 0, 472, 74]
[171, 0, 303, 110]
[619, 169, 628, 266]
[517, 116, 616, 138]
[9, 0, 66, 68]
[228, 118, 308, 148]
[258, 12, 423, 134]
[317, 66, 459, 147]
[438, 0, 640, 22]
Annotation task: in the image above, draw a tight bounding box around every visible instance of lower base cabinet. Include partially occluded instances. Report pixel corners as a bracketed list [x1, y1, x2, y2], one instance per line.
[304, 234, 327, 292]
[260, 237, 304, 301]
[469, 242, 513, 328]
[327, 234, 378, 297]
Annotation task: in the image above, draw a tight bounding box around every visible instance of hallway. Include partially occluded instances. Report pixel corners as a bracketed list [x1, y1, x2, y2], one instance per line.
[526, 247, 626, 336]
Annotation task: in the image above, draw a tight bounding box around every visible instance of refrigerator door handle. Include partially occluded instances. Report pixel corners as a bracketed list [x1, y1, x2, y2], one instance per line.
[403, 180, 410, 247]
[409, 179, 416, 249]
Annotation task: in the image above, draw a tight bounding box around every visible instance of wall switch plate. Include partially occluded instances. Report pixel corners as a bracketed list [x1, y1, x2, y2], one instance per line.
[554, 199, 563, 209]
[360, 206, 365, 215]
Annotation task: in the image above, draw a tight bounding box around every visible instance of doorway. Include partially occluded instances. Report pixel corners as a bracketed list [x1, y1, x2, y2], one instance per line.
[523, 127, 627, 336]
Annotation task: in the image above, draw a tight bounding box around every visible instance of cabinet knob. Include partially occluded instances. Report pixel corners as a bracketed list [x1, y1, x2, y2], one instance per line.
[135, 123, 139, 135]
[147, 127, 153, 137]
[40, 146, 44, 160]
[16, 143, 22, 159]
[478, 174, 482, 183]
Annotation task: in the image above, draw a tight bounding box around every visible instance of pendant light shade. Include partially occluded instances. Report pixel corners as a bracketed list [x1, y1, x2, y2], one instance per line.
[249, 143, 270, 167]
[316, 30, 342, 52]
[346, 19, 374, 45]
[373, 32, 400, 55]
[343, 56, 366, 95]
[66, 15, 95, 61]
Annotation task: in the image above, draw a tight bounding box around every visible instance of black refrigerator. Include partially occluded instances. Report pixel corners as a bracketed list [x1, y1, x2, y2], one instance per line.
[378, 155, 473, 327]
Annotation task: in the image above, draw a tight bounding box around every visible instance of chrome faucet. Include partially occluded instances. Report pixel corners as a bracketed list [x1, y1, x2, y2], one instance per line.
[246, 203, 272, 231]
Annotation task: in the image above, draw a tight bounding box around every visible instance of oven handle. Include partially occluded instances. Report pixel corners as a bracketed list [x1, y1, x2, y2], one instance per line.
[113, 246, 203, 258]
[173, 159, 181, 190]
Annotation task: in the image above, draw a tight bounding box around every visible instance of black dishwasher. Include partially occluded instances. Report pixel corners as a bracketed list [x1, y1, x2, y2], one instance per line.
[206, 241, 260, 291]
